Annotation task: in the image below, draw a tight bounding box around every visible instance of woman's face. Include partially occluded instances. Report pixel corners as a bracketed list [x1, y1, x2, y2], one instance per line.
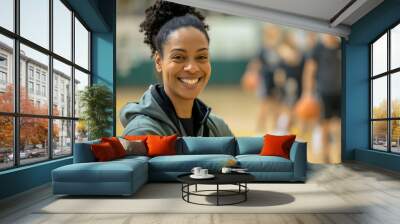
[155, 27, 211, 102]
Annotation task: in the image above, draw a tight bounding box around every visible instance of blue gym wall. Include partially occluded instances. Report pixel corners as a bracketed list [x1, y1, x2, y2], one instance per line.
[343, 0, 400, 171]
[0, 0, 116, 200]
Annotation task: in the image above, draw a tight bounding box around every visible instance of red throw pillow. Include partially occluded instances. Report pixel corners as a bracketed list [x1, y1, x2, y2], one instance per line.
[91, 142, 117, 161]
[101, 137, 126, 158]
[260, 134, 296, 159]
[146, 135, 177, 157]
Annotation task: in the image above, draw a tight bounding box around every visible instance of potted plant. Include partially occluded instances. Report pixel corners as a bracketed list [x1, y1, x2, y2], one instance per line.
[79, 84, 113, 140]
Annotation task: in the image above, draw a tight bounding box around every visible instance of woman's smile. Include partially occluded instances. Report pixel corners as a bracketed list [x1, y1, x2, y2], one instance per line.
[177, 77, 203, 89]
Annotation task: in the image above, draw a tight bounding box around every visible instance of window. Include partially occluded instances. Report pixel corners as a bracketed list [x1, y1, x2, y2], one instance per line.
[20, 0, 49, 49]
[36, 83, 40, 95]
[0, 54, 7, 67]
[0, 34, 13, 113]
[53, 59, 72, 116]
[0, 54, 7, 86]
[42, 85, 46, 97]
[75, 17, 89, 70]
[53, 0, 72, 60]
[371, 23, 400, 154]
[28, 67, 34, 80]
[35, 70, 41, 81]
[41, 73, 46, 82]
[28, 81, 34, 94]
[0, 0, 14, 32]
[0, 71, 6, 85]
[0, 0, 91, 170]
[74, 69, 89, 118]
[53, 119, 72, 158]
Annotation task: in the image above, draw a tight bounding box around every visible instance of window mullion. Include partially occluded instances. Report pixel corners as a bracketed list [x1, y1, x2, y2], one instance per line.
[388, 30, 391, 152]
[49, 0, 53, 160]
[13, 0, 20, 167]
[370, 45, 373, 149]
[71, 10, 76, 155]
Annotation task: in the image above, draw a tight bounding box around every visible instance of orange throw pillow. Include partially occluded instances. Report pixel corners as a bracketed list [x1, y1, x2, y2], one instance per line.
[101, 137, 126, 158]
[260, 134, 296, 159]
[146, 135, 177, 157]
[91, 142, 117, 161]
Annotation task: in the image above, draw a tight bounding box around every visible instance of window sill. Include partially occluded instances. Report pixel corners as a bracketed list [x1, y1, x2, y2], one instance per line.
[355, 148, 400, 172]
[0, 156, 72, 176]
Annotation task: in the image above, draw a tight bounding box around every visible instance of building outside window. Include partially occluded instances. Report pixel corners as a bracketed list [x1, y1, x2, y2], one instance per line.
[0, 0, 91, 170]
[370, 22, 400, 154]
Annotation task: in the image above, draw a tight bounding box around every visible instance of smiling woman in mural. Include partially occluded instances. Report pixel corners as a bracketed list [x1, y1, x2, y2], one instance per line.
[120, 0, 233, 137]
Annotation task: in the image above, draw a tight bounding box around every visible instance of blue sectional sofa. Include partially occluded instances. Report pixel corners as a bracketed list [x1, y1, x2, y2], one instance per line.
[52, 137, 307, 196]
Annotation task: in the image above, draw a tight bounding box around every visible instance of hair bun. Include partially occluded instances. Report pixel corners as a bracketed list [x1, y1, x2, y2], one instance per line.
[140, 0, 207, 57]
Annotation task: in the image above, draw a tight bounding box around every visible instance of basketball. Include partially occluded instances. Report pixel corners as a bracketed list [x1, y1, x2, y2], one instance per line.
[241, 72, 259, 91]
[294, 95, 321, 120]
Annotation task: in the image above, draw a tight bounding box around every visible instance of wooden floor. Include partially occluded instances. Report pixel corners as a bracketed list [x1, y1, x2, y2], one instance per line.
[1, 162, 400, 224]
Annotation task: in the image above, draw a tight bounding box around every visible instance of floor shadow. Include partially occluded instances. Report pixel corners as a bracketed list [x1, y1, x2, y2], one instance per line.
[203, 190, 295, 207]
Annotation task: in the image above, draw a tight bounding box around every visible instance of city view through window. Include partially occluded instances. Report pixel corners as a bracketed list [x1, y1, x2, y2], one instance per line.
[371, 23, 400, 153]
[0, 0, 91, 170]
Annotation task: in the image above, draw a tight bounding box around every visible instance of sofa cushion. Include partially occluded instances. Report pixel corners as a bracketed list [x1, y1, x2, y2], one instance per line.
[177, 137, 236, 155]
[236, 155, 293, 172]
[236, 137, 263, 155]
[148, 154, 235, 172]
[114, 155, 150, 164]
[53, 162, 140, 183]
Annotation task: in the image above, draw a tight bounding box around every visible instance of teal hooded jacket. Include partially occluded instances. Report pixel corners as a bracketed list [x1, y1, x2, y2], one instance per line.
[120, 84, 234, 137]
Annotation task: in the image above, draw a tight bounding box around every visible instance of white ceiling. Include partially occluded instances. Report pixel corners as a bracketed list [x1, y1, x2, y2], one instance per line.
[226, 0, 352, 22]
[168, 0, 384, 38]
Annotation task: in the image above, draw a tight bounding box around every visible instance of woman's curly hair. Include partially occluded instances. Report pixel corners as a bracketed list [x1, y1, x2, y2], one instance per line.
[139, 0, 210, 58]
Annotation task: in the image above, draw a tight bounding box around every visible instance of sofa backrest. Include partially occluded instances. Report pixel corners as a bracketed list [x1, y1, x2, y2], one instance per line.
[236, 137, 263, 155]
[236, 137, 304, 157]
[73, 139, 100, 163]
[177, 137, 236, 155]
[73, 136, 302, 161]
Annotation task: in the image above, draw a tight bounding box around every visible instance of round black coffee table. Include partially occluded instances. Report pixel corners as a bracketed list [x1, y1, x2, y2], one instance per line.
[177, 173, 255, 206]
